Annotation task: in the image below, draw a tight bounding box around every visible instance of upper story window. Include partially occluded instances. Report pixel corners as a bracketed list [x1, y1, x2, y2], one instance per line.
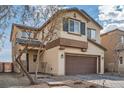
[63, 18, 85, 35]
[21, 32, 34, 39]
[21, 32, 28, 38]
[69, 19, 80, 33]
[87, 28, 96, 41]
[121, 35, 124, 43]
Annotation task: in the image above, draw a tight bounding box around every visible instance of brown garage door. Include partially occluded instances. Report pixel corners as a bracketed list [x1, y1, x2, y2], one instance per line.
[65, 54, 97, 75]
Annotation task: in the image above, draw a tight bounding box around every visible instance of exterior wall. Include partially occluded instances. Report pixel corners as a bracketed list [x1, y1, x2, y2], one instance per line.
[101, 30, 124, 72]
[38, 11, 101, 44]
[58, 41, 104, 75]
[101, 31, 118, 72]
[13, 48, 43, 73]
[43, 46, 59, 75]
[21, 53, 27, 71]
[13, 44, 25, 73]
[13, 47, 27, 73]
[118, 51, 124, 73]
[43, 41, 104, 75]
[58, 11, 101, 43]
[59, 31, 87, 42]
[28, 50, 42, 73]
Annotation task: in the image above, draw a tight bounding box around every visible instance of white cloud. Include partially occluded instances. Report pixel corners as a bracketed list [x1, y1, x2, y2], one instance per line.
[98, 5, 124, 33]
[99, 5, 124, 21]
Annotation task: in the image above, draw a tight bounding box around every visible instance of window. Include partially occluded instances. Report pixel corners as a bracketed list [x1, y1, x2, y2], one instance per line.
[21, 32, 34, 39]
[120, 57, 123, 64]
[69, 20, 74, 32]
[69, 19, 80, 33]
[63, 18, 85, 35]
[87, 28, 96, 40]
[21, 32, 28, 38]
[33, 55, 37, 63]
[121, 35, 124, 43]
[74, 21, 80, 33]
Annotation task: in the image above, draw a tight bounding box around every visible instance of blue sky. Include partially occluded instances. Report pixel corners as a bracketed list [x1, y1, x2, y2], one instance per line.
[0, 5, 104, 62]
[69, 5, 99, 21]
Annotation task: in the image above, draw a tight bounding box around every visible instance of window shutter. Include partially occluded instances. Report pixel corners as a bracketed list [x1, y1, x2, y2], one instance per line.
[80, 22, 85, 35]
[63, 18, 68, 32]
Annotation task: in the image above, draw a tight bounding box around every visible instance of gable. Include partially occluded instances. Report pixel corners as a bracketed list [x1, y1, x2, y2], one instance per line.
[61, 10, 89, 23]
[38, 9, 102, 31]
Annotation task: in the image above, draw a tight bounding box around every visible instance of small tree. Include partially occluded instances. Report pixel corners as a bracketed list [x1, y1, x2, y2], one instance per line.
[106, 31, 124, 75]
[0, 5, 65, 84]
[14, 5, 65, 84]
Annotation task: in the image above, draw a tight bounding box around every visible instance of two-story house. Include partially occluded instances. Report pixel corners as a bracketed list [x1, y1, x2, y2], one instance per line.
[101, 29, 124, 73]
[10, 8, 106, 75]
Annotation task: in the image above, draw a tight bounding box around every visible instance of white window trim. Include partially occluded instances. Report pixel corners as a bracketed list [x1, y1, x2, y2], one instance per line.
[87, 28, 96, 40]
[68, 19, 81, 34]
[121, 35, 124, 44]
[21, 32, 28, 38]
[91, 29, 96, 40]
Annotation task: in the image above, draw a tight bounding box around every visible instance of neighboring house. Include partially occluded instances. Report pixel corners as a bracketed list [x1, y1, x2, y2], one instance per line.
[101, 29, 124, 73]
[10, 8, 106, 75]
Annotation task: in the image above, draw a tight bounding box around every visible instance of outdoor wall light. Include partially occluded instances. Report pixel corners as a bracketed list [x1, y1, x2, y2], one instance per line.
[81, 48, 87, 52]
[18, 49, 21, 52]
[61, 54, 64, 59]
[74, 13, 76, 18]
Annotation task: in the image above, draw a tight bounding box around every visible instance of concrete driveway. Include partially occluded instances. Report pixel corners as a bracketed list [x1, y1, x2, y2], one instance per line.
[75, 74, 124, 88]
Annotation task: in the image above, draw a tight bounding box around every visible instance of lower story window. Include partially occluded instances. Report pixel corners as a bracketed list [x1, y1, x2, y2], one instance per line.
[120, 57, 123, 64]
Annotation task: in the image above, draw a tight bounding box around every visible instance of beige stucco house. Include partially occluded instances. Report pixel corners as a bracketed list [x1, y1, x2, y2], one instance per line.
[10, 8, 106, 75]
[101, 29, 124, 73]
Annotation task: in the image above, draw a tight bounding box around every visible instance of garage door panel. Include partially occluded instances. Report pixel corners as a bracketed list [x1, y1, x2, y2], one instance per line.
[65, 55, 97, 75]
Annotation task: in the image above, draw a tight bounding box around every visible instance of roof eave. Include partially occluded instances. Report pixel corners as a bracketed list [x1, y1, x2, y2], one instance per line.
[10, 24, 15, 42]
[88, 38, 107, 51]
[101, 28, 124, 37]
[80, 9, 103, 29]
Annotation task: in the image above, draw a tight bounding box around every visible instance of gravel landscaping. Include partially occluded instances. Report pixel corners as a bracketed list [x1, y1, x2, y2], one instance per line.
[0, 73, 100, 88]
